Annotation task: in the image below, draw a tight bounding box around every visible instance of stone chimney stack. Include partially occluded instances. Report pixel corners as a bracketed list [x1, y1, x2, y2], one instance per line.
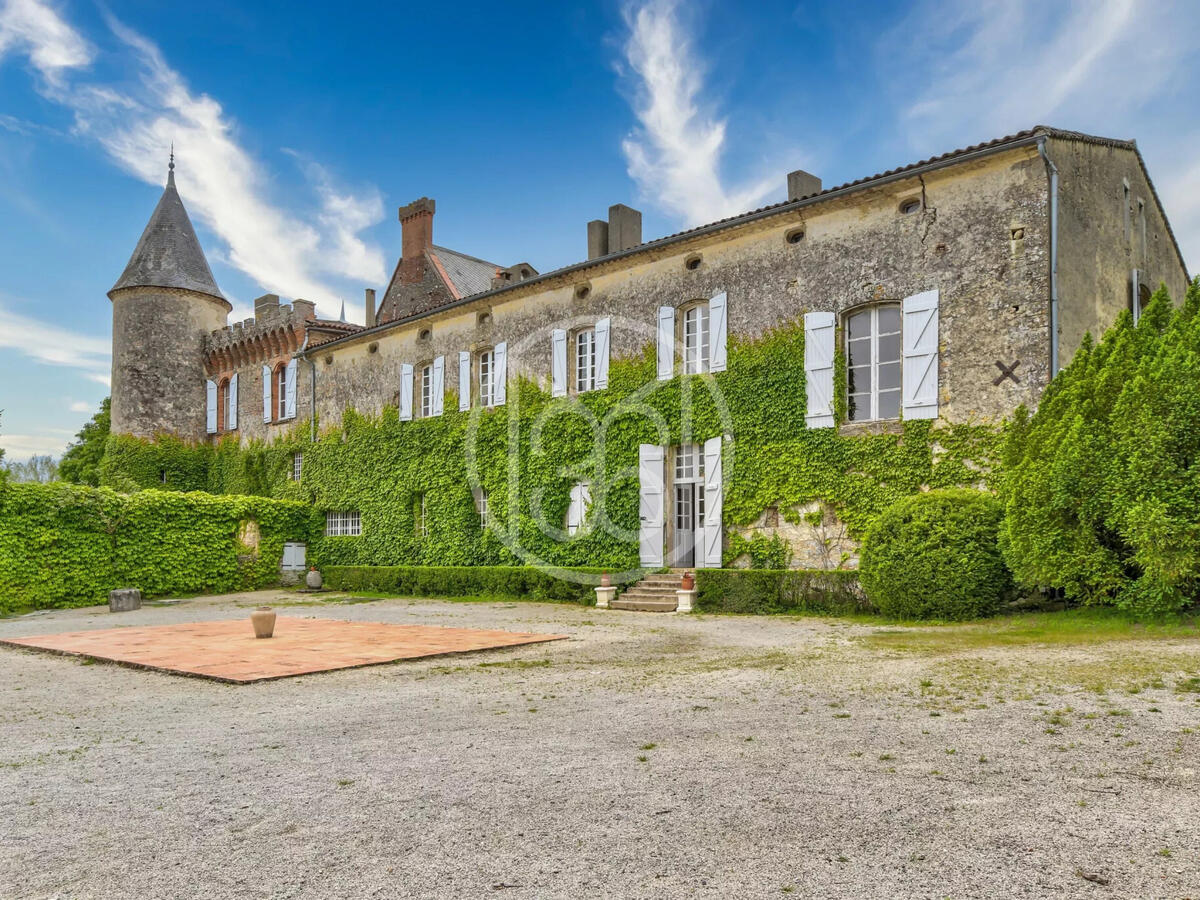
[254, 293, 281, 322]
[398, 197, 435, 284]
[364, 288, 376, 328]
[787, 170, 822, 202]
[587, 204, 643, 260]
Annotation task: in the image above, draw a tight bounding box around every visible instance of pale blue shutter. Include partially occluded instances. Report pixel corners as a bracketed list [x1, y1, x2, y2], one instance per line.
[901, 289, 939, 420]
[399, 363, 413, 421]
[804, 312, 835, 429]
[262, 365, 271, 423]
[638, 444, 665, 566]
[709, 291, 728, 373]
[656, 306, 675, 381]
[702, 435, 723, 567]
[595, 317, 611, 389]
[284, 359, 297, 419]
[551, 329, 567, 397]
[205, 380, 217, 434]
[494, 341, 507, 406]
[458, 351, 471, 411]
[432, 355, 445, 416]
[228, 373, 238, 430]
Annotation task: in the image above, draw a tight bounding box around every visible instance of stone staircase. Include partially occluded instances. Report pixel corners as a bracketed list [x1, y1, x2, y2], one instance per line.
[610, 572, 682, 612]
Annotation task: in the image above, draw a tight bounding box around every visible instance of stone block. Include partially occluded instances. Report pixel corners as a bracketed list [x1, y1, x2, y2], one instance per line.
[109, 589, 142, 612]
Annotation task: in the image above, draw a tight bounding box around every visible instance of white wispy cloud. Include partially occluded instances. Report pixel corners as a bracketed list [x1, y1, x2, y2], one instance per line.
[0, 298, 110, 385]
[0, 428, 75, 459]
[619, 0, 777, 226]
[67, 399, 90, 413]
[0, 0, 387, 317]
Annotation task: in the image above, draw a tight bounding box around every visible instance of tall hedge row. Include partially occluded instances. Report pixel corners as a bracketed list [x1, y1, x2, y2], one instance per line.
[0, 482, 318, 614]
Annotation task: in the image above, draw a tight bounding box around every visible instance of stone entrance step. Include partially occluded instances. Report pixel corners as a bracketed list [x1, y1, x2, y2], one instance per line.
[609, 572, 685, 612]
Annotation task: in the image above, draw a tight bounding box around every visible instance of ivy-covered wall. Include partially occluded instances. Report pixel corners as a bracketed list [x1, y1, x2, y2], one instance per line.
[0, 482, 318, 614]
[99, 322, 1000, 572]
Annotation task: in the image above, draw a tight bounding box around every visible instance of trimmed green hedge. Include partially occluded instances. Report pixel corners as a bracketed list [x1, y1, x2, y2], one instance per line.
[860, 488, 1012, 620]
[694, 568, 865, 615]
[0, 482, 317, 614]
[323, 564, 630, 604]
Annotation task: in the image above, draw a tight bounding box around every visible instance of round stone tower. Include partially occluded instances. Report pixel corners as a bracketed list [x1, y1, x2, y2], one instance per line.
[108, 157, 230, 440]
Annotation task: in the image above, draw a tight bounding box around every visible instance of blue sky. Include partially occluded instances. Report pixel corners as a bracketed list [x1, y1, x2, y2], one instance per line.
[1, 0, 1197, 459]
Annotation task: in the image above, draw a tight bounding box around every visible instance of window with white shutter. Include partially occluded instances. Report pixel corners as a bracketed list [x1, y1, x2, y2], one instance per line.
[900, 289, 939, 420]
[494, 342, 507, 406]
[709, 291, 728, 373]
[399, 363, 413, 421]
[206, 379, 217, 434]
[574, 328, 596, 393]
[656, 306, 675, 381]
[551, 329, 568, 397]
[595, 317, 611, 389]
[283, 359, 297, 419]
[226, 373, 238, 431]
[458, 351, 471, 411]
[566, 481, 591, 536]
[846, 304, 902, 422]
[431, 355, 445, 417]
[262, 365, 272, 423]
[804, 311, 835, 428]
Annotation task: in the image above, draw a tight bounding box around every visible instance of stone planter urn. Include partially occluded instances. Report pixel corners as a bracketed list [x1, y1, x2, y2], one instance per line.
[600, 572, 611, 587]
[306, 567, 323, 590]
[680, 570, 695, 591]
[250, 607, 277, 639]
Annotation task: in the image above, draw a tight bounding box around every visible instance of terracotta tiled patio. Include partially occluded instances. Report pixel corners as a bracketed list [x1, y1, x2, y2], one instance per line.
[0, 617, 568, 683]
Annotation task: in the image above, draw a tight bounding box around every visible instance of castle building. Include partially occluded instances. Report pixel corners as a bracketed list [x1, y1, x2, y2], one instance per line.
[109, 127, 1188, 569]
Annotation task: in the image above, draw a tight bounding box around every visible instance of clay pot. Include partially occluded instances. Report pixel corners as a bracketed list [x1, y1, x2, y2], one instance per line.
[600, 572, 611, 588]
[306, 567, 323, 590]
[250, 606, 276, 639]
[680, 571, 695, 591]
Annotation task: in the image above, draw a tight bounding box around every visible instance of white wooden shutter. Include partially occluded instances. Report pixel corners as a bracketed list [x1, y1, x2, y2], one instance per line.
[656, 306, 675, 381]
[551, 329, 567, 397]
[567, 482, 588, 534]
[709, 291, 728, 373]
[227, 373, 238, 430]
[284, 359, 297, 419]
[804, 311, 835, 429]
[595, 317, 611, 389]
[494, 341, 507, 406]
[205, 379, 217, 434]
[901, 289, 939, 420]
[458, 351, 471, 411]
[262, 365, 271, 423]
[399, 363, 413, 421]
[702, 436, 723, 568]
[432, 355, 445, 416]
[638, 444, 665, 566]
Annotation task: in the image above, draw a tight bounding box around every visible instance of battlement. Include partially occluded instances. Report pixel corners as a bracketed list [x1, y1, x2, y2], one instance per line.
[204, 294, 315, 374]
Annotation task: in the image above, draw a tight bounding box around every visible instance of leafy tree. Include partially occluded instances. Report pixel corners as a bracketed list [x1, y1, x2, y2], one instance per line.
[1000, 279, 1200, 616]
[4, 455, 59, 483]
[59, 397, 110, 487]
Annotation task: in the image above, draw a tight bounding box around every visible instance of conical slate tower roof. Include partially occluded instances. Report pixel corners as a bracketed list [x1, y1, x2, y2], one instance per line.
[109, 159, 225, 302]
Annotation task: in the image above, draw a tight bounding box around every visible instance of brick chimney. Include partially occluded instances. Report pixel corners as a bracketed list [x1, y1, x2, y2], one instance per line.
[364, 288, 376, 328]
[398, 197, 435, 284]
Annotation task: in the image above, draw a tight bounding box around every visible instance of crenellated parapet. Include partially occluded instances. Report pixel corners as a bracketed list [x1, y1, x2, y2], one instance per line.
[204, 294, 315, 375]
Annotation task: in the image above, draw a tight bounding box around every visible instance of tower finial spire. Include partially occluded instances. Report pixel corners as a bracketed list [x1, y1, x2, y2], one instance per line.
[167, 144, 175, 187]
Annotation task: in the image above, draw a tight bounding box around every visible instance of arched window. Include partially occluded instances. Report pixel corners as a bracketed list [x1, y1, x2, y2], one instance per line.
[218, 378, 230, 432]
[845, 304, 902, 422]
[275, 364, 288, 421]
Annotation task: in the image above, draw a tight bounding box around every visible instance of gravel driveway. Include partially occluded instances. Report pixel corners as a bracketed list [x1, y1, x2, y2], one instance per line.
[1, 592, 1198, 899]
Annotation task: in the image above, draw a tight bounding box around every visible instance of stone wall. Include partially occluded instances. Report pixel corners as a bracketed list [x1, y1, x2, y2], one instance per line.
[110, 287, 229, 440]
[1052, 137, 1191, 369]
[311, 145, 1055, 430]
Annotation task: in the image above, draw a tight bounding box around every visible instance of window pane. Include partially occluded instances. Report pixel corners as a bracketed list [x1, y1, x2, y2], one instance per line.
[848, 365, 870, 394]
[849, 394, 869, 422]
[877, 361, 901, 391]
[878, 389, 901, 420]
[877, 306, 901, 334]
[847, 310, 871, 341]
[847, 337, 870, 368]
[877, 333, 901, 364]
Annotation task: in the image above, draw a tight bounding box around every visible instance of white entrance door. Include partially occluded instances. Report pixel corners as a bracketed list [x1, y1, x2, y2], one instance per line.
[669, 444, 705, 568]
[638, 444, 665, 567]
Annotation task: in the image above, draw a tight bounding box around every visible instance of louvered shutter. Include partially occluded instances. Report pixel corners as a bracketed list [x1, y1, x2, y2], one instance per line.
[656, 306, 675, 381]
[284, 359, 297, 419]
[458, 351, 471, 411]
[595, 317, 611, 389]
[551, 329, 567, 397]
[228, 373, 238, 430]
[205, 380, 217, 434]
[709, 291, 728, 373]
[262, 365, 271, 423]
[399, 363, 413, 421]
[432, 356, 445, 416]
[701, 436, 723, 567]
[638, 444, 665, 566]
[901, 289, 939, 420]
[804, 311, 835, 428]
[494, 342, 507, 406]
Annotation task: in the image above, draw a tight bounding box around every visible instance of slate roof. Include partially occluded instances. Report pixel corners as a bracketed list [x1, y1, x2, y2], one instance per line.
[110, 167, 226, 302]
[428, 245, 501, 298]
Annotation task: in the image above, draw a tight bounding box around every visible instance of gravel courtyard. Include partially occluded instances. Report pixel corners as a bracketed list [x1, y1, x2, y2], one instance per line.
[2, 592, 1198, 899]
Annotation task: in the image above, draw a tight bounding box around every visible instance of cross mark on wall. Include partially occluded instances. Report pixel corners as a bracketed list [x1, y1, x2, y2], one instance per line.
[993, 360, 1021, 385]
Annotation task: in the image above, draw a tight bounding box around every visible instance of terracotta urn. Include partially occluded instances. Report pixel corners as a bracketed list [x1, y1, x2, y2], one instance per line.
[250, 606, 276, 639]
[600, 572, 611, 588]
[306, 567, 323, 590]
[680, 570, 695, 591]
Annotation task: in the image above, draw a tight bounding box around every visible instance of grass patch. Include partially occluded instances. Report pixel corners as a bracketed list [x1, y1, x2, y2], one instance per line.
[855, 608, 1199, 653]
